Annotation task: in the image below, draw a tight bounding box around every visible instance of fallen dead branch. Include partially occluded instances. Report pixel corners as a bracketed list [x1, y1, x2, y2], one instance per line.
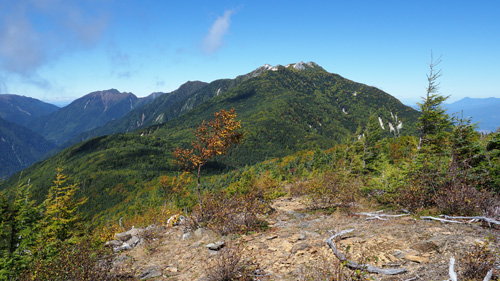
[420, 216, 463, 224]
[355, 210, 409, 221]
[440, 215, 500, 227]
[449, 257, 458, 281]
[325, 229, 407, 275]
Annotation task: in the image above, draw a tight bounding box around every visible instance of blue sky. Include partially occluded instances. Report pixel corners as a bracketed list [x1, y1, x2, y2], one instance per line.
[0, 0, 499, 106]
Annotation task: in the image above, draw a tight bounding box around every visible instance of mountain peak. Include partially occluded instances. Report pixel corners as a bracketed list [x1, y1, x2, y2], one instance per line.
[246, 61, 323, 79]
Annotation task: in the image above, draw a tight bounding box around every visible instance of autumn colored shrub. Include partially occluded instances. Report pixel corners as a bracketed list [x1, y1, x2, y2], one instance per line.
[190, 190, 270, 235]
[398, 163, 439, 212]
[459, 240, 497, 280]
[400, 158, 493, 216]
[302, 171, 359, 210]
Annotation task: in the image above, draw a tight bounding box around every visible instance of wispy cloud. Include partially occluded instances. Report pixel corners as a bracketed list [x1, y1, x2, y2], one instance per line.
[0, 0, 108, 78]
[202, 9, 235, 55]
[0, 13, 45, 75]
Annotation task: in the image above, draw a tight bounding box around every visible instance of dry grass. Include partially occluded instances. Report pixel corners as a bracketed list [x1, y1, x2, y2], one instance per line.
[205, 243, 265, 281]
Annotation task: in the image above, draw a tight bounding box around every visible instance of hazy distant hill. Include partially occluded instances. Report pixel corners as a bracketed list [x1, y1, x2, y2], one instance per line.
[0, 117, 56, 178]
[1, 61, 420, 219]
[0, 94, 59, 127]
[445, 97, 500, 132]
[28, 89, 143, 145]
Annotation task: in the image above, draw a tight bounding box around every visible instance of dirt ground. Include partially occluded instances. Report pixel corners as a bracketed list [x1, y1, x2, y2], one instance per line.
[111, 197, 500, 280]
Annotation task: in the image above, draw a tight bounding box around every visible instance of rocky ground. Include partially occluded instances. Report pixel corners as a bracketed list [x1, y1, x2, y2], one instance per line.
[108, 197, 500, 280]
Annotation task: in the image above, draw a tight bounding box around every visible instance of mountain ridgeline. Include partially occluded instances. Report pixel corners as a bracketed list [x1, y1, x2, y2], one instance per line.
[0, 94, 59, 127]
[28, 89, 146, 145]
[0, 61, 420, 220]
[0, 117, 56, 178]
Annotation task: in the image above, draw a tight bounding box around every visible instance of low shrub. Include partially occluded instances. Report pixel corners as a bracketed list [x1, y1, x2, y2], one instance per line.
[19, 237, 120, 281]
[301, 171, 359, 210]
[459, 240, 497, 280]
[190, 190, 270, 235]
[205, 243, 263, 281]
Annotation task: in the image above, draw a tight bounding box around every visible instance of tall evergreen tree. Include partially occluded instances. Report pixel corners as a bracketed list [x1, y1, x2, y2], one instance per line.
[416, 54, 451, 153]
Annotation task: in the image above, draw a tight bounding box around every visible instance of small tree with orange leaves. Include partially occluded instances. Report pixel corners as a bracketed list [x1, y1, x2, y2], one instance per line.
[173, 108, 243, 205]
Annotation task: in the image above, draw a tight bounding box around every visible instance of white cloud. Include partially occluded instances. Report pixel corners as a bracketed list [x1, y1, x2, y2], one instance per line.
[0, 1, 108, 77]
[202, 10, 235, 55]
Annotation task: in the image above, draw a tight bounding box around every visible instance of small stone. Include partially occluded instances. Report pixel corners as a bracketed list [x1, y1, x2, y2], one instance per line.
[206, 241, 224, 251]
[182, 232, 193, 240]
[194, 228, 206, 238]
[405, 254, 429, 263]
[115, 232, 132, 242]
[298, 222, 310, 228]
[291, 242, 310, 254]
[126, 236, 141, 247]
[266, 234, 278, 240]
[298, 231, 307, 240]
[166, 267, 178, 273]
[105, 240, 122, 247]
[113, 243, 132, 253]
[412, 241, 438, 253]
[139, 266, 161, 279]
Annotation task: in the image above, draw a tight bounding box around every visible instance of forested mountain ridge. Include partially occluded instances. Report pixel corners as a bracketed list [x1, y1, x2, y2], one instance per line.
[65, 81, 209, 147]
[0, 117, 56, 178]
[0, 94, 59, 127]
[28, 89, 143, 145]
[152, 62, 420, 165]
[0, 61, 420, 222]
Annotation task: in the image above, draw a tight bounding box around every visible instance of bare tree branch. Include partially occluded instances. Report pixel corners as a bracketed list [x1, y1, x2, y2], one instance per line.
[420, 216, 463, 224]
[440, 215, 500, 226]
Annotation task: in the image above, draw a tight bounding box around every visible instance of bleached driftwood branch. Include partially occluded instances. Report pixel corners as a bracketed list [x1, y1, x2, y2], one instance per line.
[483, 269, 493, 281]
[325, 229, 406, 275]
[420, 216, 463, 224]
[355, 210, 409, 221]
[440, 215, 500, 227]
[448, 257, 493, 281]
[449, 257, 457, 281]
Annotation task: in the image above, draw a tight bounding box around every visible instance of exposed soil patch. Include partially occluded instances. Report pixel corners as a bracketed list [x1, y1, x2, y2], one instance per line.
[112, 197, 500, 280]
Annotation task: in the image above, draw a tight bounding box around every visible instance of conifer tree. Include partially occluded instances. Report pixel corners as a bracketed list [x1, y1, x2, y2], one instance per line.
[0, 182, 41, 278]
[416, 54, 451, 153]
[42, 167, 87, 242]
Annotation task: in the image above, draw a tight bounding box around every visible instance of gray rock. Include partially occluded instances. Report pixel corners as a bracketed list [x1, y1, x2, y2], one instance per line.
[105, 240, 122, 247]
[113, 243, 132, 253]
[182, 232, 193, 240]
[127, 236, 141, 247]
[194, 228, 206, 238]
[412, 241, 438, 253]
[115, 232, 132, 242]
[206, 241, 224, 251]
[291, 242, 310, 254]
[287, 210, 307, 220]
[128, 227, 144, 237]
[298, 222, 310, 228]
[298, 230, 307, 240]
[140, 266, 162, 279]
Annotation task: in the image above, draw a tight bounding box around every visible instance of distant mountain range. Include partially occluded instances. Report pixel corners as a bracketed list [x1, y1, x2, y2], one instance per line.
[445, 97, 500, 132]
[0, 94, 59, 127]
